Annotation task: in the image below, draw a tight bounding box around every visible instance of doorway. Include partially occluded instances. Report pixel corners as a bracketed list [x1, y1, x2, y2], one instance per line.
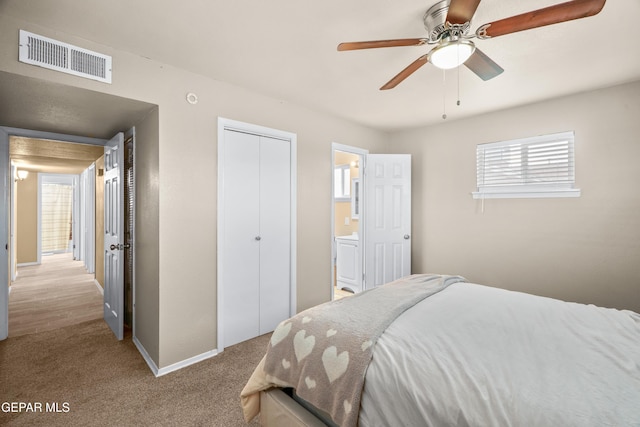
[331, 145, 413, 300]
[1, 129, 135, 340]
[331, 143, 367, 300]
[9, 137, 103, 337]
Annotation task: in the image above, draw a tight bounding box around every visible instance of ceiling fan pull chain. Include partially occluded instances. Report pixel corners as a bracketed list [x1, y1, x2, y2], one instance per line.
[457, 49, 461, 107]
[442, 69, 447, 120]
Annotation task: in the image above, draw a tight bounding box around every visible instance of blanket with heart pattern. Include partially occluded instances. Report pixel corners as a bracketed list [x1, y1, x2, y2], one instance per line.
[241, 274, 466, 426]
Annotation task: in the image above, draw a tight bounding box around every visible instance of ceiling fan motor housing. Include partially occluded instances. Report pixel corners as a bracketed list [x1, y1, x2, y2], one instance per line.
[424, 0, 451, 41]
[424, 0, 471, 43]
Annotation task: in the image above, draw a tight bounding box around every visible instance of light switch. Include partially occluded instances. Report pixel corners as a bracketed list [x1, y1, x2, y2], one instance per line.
[344, 217, 350, 225]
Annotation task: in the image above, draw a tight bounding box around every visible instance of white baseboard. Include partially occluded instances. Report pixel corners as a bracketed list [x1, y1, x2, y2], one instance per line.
[133, 336, 160, 376]
[93, 279, 104, 295]
[133, 336, 219, 377]
[17, 262, 38, 267]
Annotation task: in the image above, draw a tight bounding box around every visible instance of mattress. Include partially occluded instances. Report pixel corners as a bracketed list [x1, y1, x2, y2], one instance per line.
[243, 276, 640, 426]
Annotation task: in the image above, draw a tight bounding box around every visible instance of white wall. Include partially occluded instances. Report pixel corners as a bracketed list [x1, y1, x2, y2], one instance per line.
[391, 80, 640, 313]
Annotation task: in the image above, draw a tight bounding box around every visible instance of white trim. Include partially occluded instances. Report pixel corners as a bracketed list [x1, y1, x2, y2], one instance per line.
[472, 188, 581, 199]
[16, 262, 39, 267]
[133, 336, 159, 376]
[133, 336, 219, 378]
[93, 279, 104, 295]
[156, 349, 219, 377]
[217, 117, 297, 353]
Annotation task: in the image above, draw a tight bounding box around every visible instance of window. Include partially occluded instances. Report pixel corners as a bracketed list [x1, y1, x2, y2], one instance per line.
[473, 131, 580, 199]
[334, 164, 351, 201]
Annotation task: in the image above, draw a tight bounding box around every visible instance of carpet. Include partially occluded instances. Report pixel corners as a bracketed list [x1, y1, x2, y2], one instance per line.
[0, 319, 270, 426]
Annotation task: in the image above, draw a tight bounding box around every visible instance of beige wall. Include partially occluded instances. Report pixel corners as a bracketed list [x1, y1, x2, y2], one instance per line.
[134, 107, 160, 365]
[16, 173, 37, 264]
[391, 80, 640, 313]
[4, 9, 636, 371]
[0, 13, 388, 368]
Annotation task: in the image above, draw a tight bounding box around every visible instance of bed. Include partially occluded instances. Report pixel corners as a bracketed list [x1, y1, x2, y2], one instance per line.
[241, 274, 640, 426]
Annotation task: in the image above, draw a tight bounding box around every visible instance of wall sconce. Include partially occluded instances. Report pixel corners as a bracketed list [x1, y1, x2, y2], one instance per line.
[350, 160, 359, 168]
[15, 170, 29, 181]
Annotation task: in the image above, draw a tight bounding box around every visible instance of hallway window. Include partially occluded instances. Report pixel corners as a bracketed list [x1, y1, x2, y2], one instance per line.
[41, 183, 73, 252]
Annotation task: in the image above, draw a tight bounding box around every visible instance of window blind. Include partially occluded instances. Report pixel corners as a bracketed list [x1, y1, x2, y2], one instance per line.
[41, 183, 73, 252]
[474, 131, 580, 199]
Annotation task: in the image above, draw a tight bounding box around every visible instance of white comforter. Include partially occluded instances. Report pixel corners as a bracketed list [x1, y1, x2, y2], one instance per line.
[359, 283, 640, 426]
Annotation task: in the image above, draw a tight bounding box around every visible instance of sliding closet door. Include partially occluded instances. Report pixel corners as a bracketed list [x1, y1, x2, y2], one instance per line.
[220, 128, 292, 347]
[221, 130, 261, 346]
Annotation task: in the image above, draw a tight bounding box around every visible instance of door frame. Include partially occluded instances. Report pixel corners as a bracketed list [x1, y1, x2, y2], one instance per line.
[217, 117, 297, 352]
[331, 143, 368, 299]
[0, 126, 107, 341]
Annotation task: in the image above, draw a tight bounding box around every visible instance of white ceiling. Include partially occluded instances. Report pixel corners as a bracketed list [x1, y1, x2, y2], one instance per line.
[1, 0, 639, 132]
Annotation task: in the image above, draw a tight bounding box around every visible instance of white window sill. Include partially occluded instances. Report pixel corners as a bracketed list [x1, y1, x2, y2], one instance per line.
[472, 188, 581, 199]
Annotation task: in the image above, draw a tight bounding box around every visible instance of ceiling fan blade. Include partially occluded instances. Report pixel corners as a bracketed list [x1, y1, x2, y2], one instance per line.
[464, 48, 504, 81]
[446, 0, 482, 24]
[337, 38, 427, 51]
[477, 0, 606, 38]
[380, 55, 429, 90]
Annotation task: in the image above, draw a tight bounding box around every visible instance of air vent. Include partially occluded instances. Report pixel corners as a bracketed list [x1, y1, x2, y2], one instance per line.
[19, 30, 112, 84]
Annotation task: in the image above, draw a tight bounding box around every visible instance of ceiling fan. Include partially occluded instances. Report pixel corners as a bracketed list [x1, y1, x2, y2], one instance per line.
[338, 0, 606, 90]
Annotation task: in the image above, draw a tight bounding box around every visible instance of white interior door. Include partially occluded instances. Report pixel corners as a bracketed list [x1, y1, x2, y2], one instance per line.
[364, 154, 411, 288]
[104, 132, 125, 340]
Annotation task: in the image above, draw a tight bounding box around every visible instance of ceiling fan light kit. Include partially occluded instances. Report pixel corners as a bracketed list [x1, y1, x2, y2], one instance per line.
[337, 0, 607, 90]
[428, 38, 475, 70]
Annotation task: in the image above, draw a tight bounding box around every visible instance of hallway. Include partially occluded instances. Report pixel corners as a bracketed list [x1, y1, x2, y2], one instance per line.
[8, 253, 103, 337]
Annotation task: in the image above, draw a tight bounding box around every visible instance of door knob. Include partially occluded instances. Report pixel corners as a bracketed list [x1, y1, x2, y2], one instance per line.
[255, 236, 261, 241]
[110, 243, 130, 250]
[404, 234, 410, 240]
